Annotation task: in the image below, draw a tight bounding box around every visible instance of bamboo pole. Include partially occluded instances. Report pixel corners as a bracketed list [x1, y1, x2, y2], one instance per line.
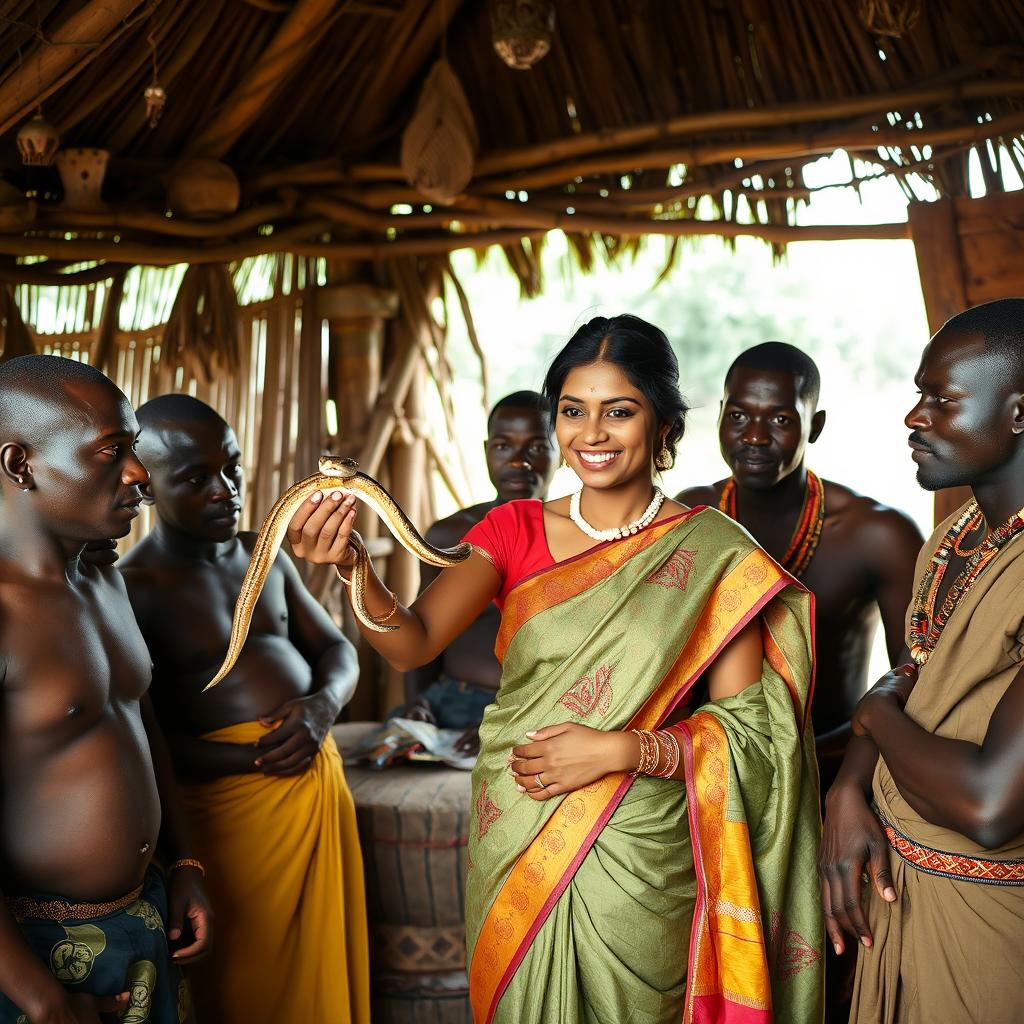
[37, 202, 292, 240]
[247, 159, 345, 193]
[354, 301, 421, 480]
[0, 262, 132, 286]
[472, 77, 1024, 176]
[0, 0, 150, 138]
[188, 0, 350, 157]
[473, 110, 1024, 194]
[382, 358, 427, 712]
[301, 194, 389, 232]
[0, 218, 332, 265]
[323, 109, 1024, 196]
[421, 431, 468, 508]
[0, 217, 911, 266]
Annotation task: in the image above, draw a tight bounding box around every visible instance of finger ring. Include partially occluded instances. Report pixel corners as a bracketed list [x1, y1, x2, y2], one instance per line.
[536, 772, 547, 790]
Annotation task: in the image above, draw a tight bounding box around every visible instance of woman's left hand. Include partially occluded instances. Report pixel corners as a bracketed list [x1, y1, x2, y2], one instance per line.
[509, 723, 631, 801]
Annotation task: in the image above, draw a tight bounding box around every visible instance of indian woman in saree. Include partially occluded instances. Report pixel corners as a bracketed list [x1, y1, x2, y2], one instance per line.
[286, 315, 823, 1023]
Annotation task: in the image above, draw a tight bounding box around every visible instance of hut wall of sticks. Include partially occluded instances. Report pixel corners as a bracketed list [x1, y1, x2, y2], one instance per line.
[2, 0, 1024, 711]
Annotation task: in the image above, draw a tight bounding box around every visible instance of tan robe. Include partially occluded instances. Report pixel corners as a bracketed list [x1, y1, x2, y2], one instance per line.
[851, 503, 1024, 1023]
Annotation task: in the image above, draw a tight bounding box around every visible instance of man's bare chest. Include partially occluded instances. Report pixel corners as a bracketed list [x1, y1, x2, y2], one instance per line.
[138, 562, 290, 656]
[0, 581, 151, 730]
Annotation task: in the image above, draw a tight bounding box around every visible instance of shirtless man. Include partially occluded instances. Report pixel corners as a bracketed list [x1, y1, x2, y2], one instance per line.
[0, 356, 209, 1024]
[404, 391, 556, 754]
[118, 394, 368, 1023]
[677, 343, 923, 779]
[677, 343, 923, 1021]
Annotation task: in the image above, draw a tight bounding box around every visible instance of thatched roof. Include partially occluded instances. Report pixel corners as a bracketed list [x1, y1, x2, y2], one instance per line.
[1, 0, 1023, 286]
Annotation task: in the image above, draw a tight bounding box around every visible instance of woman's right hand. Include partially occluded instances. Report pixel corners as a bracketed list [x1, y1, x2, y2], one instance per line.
[818, 782, 897, 955]
[286, 490, 358, 566]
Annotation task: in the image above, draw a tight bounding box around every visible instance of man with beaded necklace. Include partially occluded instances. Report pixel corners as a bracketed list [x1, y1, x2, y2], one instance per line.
[819, 298, 1024, 1023]
[677, 343, 923, 794]
[678, 342, 924, 1023]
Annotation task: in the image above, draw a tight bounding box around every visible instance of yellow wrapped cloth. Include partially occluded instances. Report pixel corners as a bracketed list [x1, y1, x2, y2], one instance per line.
[180, 722, 370, 1024]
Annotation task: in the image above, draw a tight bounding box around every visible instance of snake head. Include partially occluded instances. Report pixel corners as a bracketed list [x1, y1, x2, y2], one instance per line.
[318, 455, 359, 478]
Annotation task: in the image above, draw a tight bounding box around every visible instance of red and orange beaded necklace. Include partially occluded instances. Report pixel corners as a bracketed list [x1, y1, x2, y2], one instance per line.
[718, 468, 825, 578]
[909, 499, 1024, 665]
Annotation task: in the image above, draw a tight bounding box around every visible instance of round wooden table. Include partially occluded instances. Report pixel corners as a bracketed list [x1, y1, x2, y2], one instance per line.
[332, 723, 472, 1024]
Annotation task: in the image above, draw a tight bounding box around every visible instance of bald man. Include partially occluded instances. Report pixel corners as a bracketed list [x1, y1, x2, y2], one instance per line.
[119, 394, 369, 1024]
[0, 356, 207, 1024]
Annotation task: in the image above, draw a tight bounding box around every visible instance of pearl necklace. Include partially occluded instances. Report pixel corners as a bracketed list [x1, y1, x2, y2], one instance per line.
[569, 487, 665, 542]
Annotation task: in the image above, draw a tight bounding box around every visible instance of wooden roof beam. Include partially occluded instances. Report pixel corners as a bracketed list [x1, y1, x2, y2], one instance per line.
[0, 217, 910, 266]
[0, 0, 148, 137]
[188, 0, 348, 159]
[474, 76, 1024, 178]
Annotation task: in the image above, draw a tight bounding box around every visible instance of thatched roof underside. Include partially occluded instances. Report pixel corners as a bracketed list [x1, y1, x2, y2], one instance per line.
[1, 0, 1023, 289]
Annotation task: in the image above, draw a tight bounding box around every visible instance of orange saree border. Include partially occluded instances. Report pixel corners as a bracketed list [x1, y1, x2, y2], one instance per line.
[469, 547, 788, 1024]
[680, 714, 771, 1024]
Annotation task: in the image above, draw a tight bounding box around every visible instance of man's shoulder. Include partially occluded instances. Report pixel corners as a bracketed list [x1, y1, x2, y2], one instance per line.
[118, 534, 163, 569]
[237, 530, 261, 555]
[822, 479, 924, 544]
[674, 480, 726, 508]
[427, 503, 497, 545]
[117, 537, 172, 591]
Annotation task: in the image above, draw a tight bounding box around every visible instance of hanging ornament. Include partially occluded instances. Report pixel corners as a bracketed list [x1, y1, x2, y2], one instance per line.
[55, 148, 110, 211]
[857, 0, 922, 37]
[490, 0, 555, 70]
[17, 112, 59, 166]
[143, 29, 166, 128]
[400, 59, 478, 205]
[167, 159, 240, 218]
[144, 83, 167, 128]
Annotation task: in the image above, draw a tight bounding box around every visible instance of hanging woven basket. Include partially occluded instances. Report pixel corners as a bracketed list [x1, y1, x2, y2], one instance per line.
[400, 59, 478, 206]
[857, 0, 922, 37]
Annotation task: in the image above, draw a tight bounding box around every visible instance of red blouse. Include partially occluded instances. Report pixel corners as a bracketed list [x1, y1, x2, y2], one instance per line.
[462, 500, 555, 610]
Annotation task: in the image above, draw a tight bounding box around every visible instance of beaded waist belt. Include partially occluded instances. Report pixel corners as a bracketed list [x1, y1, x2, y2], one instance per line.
[6, 882, 144, 923]
[881, 814, 1024, 886]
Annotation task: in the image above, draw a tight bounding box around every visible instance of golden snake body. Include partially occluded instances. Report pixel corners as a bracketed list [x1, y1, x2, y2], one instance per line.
[205, 456, 472, 690]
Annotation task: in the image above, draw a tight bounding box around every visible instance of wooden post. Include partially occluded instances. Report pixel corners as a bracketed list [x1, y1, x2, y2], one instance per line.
[320, 272, 398, 721]
[383, 350, 429, 712]
[909, 199, 972, 524]
[320, 281, 398, 455]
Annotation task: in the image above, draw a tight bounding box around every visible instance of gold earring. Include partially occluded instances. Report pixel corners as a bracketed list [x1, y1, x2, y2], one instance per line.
[655, 445, 672, 471]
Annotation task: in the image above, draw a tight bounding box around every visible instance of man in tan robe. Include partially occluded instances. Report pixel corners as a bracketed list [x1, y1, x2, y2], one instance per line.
[818, 298, 1024, 1023]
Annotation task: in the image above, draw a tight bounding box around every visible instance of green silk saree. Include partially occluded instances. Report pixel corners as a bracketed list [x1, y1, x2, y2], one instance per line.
[466, 507, 822, 1023]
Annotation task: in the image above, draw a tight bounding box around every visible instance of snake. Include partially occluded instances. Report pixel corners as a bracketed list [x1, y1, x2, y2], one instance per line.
[204, 456, 472, 690]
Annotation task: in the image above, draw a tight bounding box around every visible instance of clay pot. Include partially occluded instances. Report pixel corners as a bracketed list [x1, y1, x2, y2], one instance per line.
[55, 148, 109, 211]
[167, 159, 240, 219]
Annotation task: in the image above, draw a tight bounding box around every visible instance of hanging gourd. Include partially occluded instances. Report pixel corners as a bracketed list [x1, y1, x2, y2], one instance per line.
[400, 59, 478, 205]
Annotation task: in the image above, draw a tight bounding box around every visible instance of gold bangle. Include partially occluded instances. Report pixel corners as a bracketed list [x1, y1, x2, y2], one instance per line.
[653, 729, 680, 778]
[630, 729, 659, 777]
[170, 857, 205, 877]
